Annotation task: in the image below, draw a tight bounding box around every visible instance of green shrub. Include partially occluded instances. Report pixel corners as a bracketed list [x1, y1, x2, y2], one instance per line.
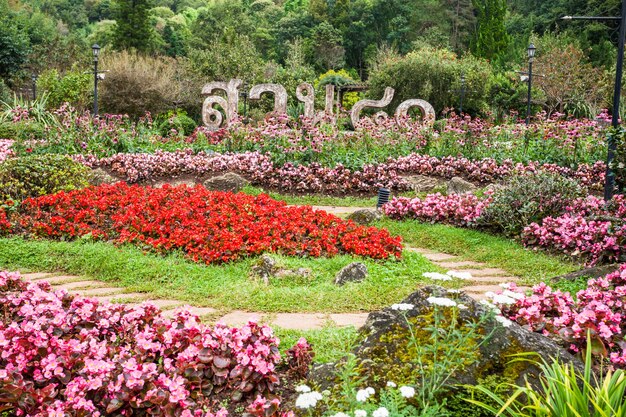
[0, 154, 91, 201]
[0, 121, 45, 140]
[156, 110, 197, 136]
[37, 68, 92, 110]
[478, 172, 583, 236]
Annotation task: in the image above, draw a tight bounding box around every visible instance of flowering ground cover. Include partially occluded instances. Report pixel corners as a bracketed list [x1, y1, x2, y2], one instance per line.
[0, 270, 296, 417]
[493, 264, 626, 367]
[1, 183, 401, 264]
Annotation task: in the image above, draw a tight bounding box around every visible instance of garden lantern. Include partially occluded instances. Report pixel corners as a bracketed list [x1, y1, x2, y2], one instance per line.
[92, 44, 101, 117]
[525, 43, 536, 126]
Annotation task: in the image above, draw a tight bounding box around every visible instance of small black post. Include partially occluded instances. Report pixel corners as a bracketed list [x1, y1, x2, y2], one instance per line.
[525, 43, 536, 126]
[605, 0, 626, 200]
[92, 44, 101, 117]
[377, 188, 390, 209]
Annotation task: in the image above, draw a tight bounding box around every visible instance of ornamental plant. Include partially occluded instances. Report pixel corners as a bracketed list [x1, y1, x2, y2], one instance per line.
[492, 264, 626, 367]
[2, 183, 402, 263]
[0, 270, 295, 417]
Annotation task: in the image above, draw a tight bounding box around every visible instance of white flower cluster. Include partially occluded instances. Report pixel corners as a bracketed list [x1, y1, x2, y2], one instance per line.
[495, 315, 513, 327]
[422, 271, 473, 281]
[399, 385, 416, 398]
[426, 296, 457, 307]
[391, 303, 414, 311]
[356, 387, 376, 402]
[386, 381, 397, 388]
[295, 390, 323, 409]
[355, 410, 367, 417]
[372, 407, 390, 417]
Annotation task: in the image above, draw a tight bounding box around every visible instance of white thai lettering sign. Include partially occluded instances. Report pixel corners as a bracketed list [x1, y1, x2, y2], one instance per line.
[201, 79, 436, 130]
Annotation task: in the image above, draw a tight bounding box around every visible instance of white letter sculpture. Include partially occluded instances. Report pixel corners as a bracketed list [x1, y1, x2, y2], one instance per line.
[201, 79, 242, 130]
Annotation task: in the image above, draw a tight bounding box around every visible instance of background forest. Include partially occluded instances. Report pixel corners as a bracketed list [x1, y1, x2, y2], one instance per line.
[0, 0, 622, 121]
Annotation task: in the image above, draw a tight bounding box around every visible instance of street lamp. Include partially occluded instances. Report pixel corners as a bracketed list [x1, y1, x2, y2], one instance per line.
[459, 72, 466, 114]
[562, 3, 625, 200]
[31, 73, 37, 101]
[92, 44, 101, 117]
[525, 43, 536, 126]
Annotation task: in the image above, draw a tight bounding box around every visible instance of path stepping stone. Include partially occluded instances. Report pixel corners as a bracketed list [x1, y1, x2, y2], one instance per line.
[219, 311, 262, 327]
[330, 313, 369, 328]
[422, 252, 458, 262]
[36, 275, 81, 285]
[271, 313, 328, 330]
[98, 293, 148, 303]
[53, 280, 107, 290]
[459, 268, 510, 277]
[469, 276, 518, 284]
[22, 272, 57, 280]
[437, 261, 483, 269]
[74, 287, 126, 296]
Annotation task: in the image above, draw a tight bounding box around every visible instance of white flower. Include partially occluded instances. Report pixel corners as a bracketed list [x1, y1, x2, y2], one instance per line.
[399, 386, 416, 398]
[503, 289, 524, 300]
[426, 296, 457, 307]
[457, 303, 468, 310]
[479, 299, 501, 314]
[391, 303, 414, 311]
[423, 272, 451, 281]
[330, 413, 350, 417]
[447, 289, 461, 293]
[447, 271, 472, 280]
[355, 410, 367, 417]
[386, 381, 397, 388]
[356, 387, 375, 402]
[295, 384, 311, 393]
[490, 293, 517, 305]
[372, 407, 390, 417]
[495, 315, 513, 327]
[295, 391, 323, 409]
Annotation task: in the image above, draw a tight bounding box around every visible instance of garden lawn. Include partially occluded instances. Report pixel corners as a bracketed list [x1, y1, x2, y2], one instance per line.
[275, 326, 358, 364]
[378, 219, 579, 283]
[0, 237, 434, 313]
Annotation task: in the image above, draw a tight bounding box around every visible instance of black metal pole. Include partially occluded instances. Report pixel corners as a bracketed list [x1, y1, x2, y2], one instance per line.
[526, 59, 533, 126]
[31, 75, 37, 101]
[93, 56, 98, 117]
[604, 0, 626, 200]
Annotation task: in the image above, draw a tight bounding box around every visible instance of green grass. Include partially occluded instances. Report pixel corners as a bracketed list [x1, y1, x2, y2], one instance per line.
[275, 326, 359, 364]
[242, 185, 379, 207]
[377, 219, 579, 283]
[0, 237, 435, 313]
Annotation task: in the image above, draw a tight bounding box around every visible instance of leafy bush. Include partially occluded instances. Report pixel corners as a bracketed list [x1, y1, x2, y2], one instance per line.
[157, 109, 197, 136]
[0, 154, 91, 201]
[5, 182, 403, 263]
[36, 67, 91, 110]
[478, 172, 583, 236]
[0, 270, 293, 417]
[368, 46, 493, 115]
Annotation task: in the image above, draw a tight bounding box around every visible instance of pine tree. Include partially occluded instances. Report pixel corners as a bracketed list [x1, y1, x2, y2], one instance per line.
[470, 0, 509, 61]
[113, 0, 156, 52]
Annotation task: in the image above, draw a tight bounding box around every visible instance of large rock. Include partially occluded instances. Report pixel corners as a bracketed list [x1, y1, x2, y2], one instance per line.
[552, 264, 620, 283]
[347, 209, 382, 225]
[203, 173, 249, 193]
[311, 286, 583, 390]
[402, 175, 445, 193]
[251, 255, 277, 285]
[447, 176, 476, 194]
[89, 168, 117, 186]
[334, 263, 368, 286]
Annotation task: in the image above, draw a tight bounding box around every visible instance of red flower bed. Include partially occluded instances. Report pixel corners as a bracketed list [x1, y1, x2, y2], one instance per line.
[0, 270, 293, 417]
[3, 183, 401, 263]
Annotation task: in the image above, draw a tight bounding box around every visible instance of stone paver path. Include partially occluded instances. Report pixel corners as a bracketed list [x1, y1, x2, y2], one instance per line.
[16, 205, 529, 330]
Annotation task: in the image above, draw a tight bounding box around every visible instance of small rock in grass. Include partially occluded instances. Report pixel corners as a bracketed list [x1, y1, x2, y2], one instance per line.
[334, 262, 368, 286]
[203, 172, 249, 193]
[402, 175, 445, 193]
[251, 255, 277, 285]
[347, 209, 382, 225]
[447, 176, 477, 194]
[89, 168, 117, 186]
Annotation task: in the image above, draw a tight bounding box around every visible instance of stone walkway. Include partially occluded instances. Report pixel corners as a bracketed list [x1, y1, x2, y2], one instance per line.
[17, 205, 527, 330]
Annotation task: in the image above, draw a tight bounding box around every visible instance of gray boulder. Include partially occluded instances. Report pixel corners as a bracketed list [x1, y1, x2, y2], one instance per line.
[447, 176, 476, 194]
[203, 172, 249, 193]
[251, 255, 277, 285]
[89, 168, 117, 186]
[402, 175, 445, 193]
[552, 264, 620, 283]
[311, 286, 583, 390]
[347, 209, 382, 225]
[334, 262, 368, 286]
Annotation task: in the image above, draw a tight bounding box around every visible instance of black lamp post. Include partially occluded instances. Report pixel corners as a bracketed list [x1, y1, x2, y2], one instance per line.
[92, 44, 101, 117]
[239, 81, 249, 123]
[459, 72, 466, 114]
[31, 74, 37, 101]
[562, 8, 624, 199]
[525, 43, 536, 126]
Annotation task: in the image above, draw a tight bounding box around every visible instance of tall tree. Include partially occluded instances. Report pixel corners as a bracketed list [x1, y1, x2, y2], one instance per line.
[113, 0, 157, 52]
[470, 0, 509, 61]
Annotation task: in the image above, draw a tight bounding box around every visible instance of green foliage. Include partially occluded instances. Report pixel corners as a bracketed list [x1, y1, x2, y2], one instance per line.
[368, 46, 493, 115]
[112, 0, 158, 52]
[469, 342, 626, 417]
[315, 69, 360, 109]
[36, 68, 91, 110]
[156, 109, 197, 136]
[470, 0, 509, 62]
[445, 375, 513, 417]
[479, 172, 584, 236]
[0, 6, 31, 82]
[0, 154, 91, 202]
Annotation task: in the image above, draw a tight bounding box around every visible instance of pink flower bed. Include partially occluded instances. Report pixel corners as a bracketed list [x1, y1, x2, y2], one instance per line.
[522, 196, 626, 265]
[495, 266, 626, 366]
[0, 271, 294, 417]
[383, 193, 492, 227]
[72, 151, 605, 194]
[0, 139, 14, 162]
